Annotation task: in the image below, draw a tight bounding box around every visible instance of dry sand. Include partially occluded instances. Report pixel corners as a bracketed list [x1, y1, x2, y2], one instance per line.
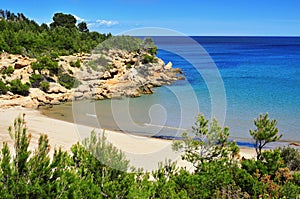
[0, 106, 256, 171]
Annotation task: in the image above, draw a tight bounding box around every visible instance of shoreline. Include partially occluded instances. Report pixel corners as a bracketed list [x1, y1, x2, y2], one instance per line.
[0, 106, 260, 171]
[38, 102, 300, 148]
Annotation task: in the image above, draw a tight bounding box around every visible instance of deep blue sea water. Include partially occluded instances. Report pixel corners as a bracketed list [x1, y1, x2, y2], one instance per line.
[65, 37, 300, 142]
[151, 36, 300, 141]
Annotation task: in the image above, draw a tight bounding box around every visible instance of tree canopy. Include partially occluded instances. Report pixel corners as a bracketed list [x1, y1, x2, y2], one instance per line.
[250, 113, 283, 160]
[78, 21, 89, 33]
[50, 13, 77, 29]
[0, 10, 111, 56]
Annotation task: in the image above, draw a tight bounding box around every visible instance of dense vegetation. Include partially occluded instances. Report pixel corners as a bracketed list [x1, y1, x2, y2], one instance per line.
[0, 113, 299, 198]
[95, 35, 157, 55]
[0, 10, 111, 56]
[0, 10, 159, 94]
[89, 36, 158, 72]
[0, 10, 111, 94]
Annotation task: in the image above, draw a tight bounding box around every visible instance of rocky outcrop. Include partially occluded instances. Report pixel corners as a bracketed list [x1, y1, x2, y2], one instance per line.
[29, 87, 72, 106]
[0, 49, 185, 108]
[0, 94, 39, 108]
[73, 49, 185, 100]
[47, 83, 68, 94]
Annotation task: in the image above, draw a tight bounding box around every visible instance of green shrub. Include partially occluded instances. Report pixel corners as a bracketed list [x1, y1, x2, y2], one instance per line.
[95, 35, 142, 52]
[69, 61, 75, 67]
[0, 80, 8, 94]
[31, 56, 59, 74]
[82, 130, 130, 172]
[69, 59, 81, 68]
[87, 60, 98, 71]
[95, 56, 109, 67]
[29, 74, 43, 88]
[241, 149, 284, 177]
[58, 73, 79, 89]
[76, 59, 81, 67]
[40, 81, 50, 92]
[50, 51, 59, 59]
[292, 172, 300, 186]
[147, 47, 158, 55]
[75, 59, 81, 68]
[142, 37, 158, 55]
[232, 166, 259, 196]
[87, 56, 112, 72]
[9, 79, 30, 96]
[214, 184, 251, 199]
[126, 63, 132, 69]
[279, 146, 300, 171]
[104, 64, 114, 72]
[0, 112, 299, 198]
[1, 66, 14, 76]
[67, 69, 73, 74]
[142, 54, 155, 64]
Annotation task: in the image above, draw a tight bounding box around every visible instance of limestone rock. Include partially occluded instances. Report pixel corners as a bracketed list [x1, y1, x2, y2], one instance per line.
[74, 91, 83, 99]
[29, 88, 47, 103]
[165, 61, 173, 70]
[92, 87, 104, 95]
[76, 84, 90, 93]
[47, 83, 67, 94]
[139, 85, 153, 94]
[0, 49, 185, 108]
[103, 71, 111, 79]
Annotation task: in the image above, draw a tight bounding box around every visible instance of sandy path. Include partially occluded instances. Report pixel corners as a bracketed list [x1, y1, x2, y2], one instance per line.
[0, 106, 256, 171]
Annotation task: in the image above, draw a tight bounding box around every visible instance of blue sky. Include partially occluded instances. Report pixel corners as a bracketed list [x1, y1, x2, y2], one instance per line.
[1, 0, 300, 36]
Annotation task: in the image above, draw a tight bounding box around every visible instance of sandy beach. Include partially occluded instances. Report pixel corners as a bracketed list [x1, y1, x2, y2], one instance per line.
[0, 106, 257, 171]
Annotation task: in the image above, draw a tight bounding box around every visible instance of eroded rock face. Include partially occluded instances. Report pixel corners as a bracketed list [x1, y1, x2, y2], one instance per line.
[0, 49, 185, 108]
[47, 83, 67, 94]
[73, 49, 185, 100]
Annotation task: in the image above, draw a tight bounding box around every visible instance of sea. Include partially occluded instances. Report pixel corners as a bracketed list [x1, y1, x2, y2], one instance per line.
[41, 36, 300, 144]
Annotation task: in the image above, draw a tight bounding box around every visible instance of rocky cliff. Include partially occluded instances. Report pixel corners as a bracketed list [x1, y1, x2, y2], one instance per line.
[0, 50, 185, 108]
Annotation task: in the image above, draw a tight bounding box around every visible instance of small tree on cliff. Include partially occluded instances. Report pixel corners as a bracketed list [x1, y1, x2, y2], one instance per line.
[50, 13, 77, 29]
[250, 113, 282, 160]
[141, 37, 157, 55]
[77, 21, 89, 33]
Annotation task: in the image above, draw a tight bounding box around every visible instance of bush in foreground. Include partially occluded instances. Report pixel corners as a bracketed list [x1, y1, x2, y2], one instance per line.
[280, 146, 300, 171]
[0, 114, 299, 198]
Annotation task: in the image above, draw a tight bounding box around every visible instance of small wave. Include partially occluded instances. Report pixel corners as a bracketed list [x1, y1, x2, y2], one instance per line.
[143, 123, 187, 131]
[86, 113, 97, 118]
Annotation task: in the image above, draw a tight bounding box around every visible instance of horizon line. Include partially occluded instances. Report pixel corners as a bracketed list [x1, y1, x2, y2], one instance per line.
[128, 35, 300, 37]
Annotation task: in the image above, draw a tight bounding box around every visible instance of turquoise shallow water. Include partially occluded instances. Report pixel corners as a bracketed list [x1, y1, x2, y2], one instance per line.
[155, 37, 300, 141]
[43, 37, 300, 142]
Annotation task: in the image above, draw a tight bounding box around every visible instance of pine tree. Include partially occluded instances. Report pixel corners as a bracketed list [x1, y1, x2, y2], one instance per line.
[250, 113, 282, 160]
[172, 113, 239, 171]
